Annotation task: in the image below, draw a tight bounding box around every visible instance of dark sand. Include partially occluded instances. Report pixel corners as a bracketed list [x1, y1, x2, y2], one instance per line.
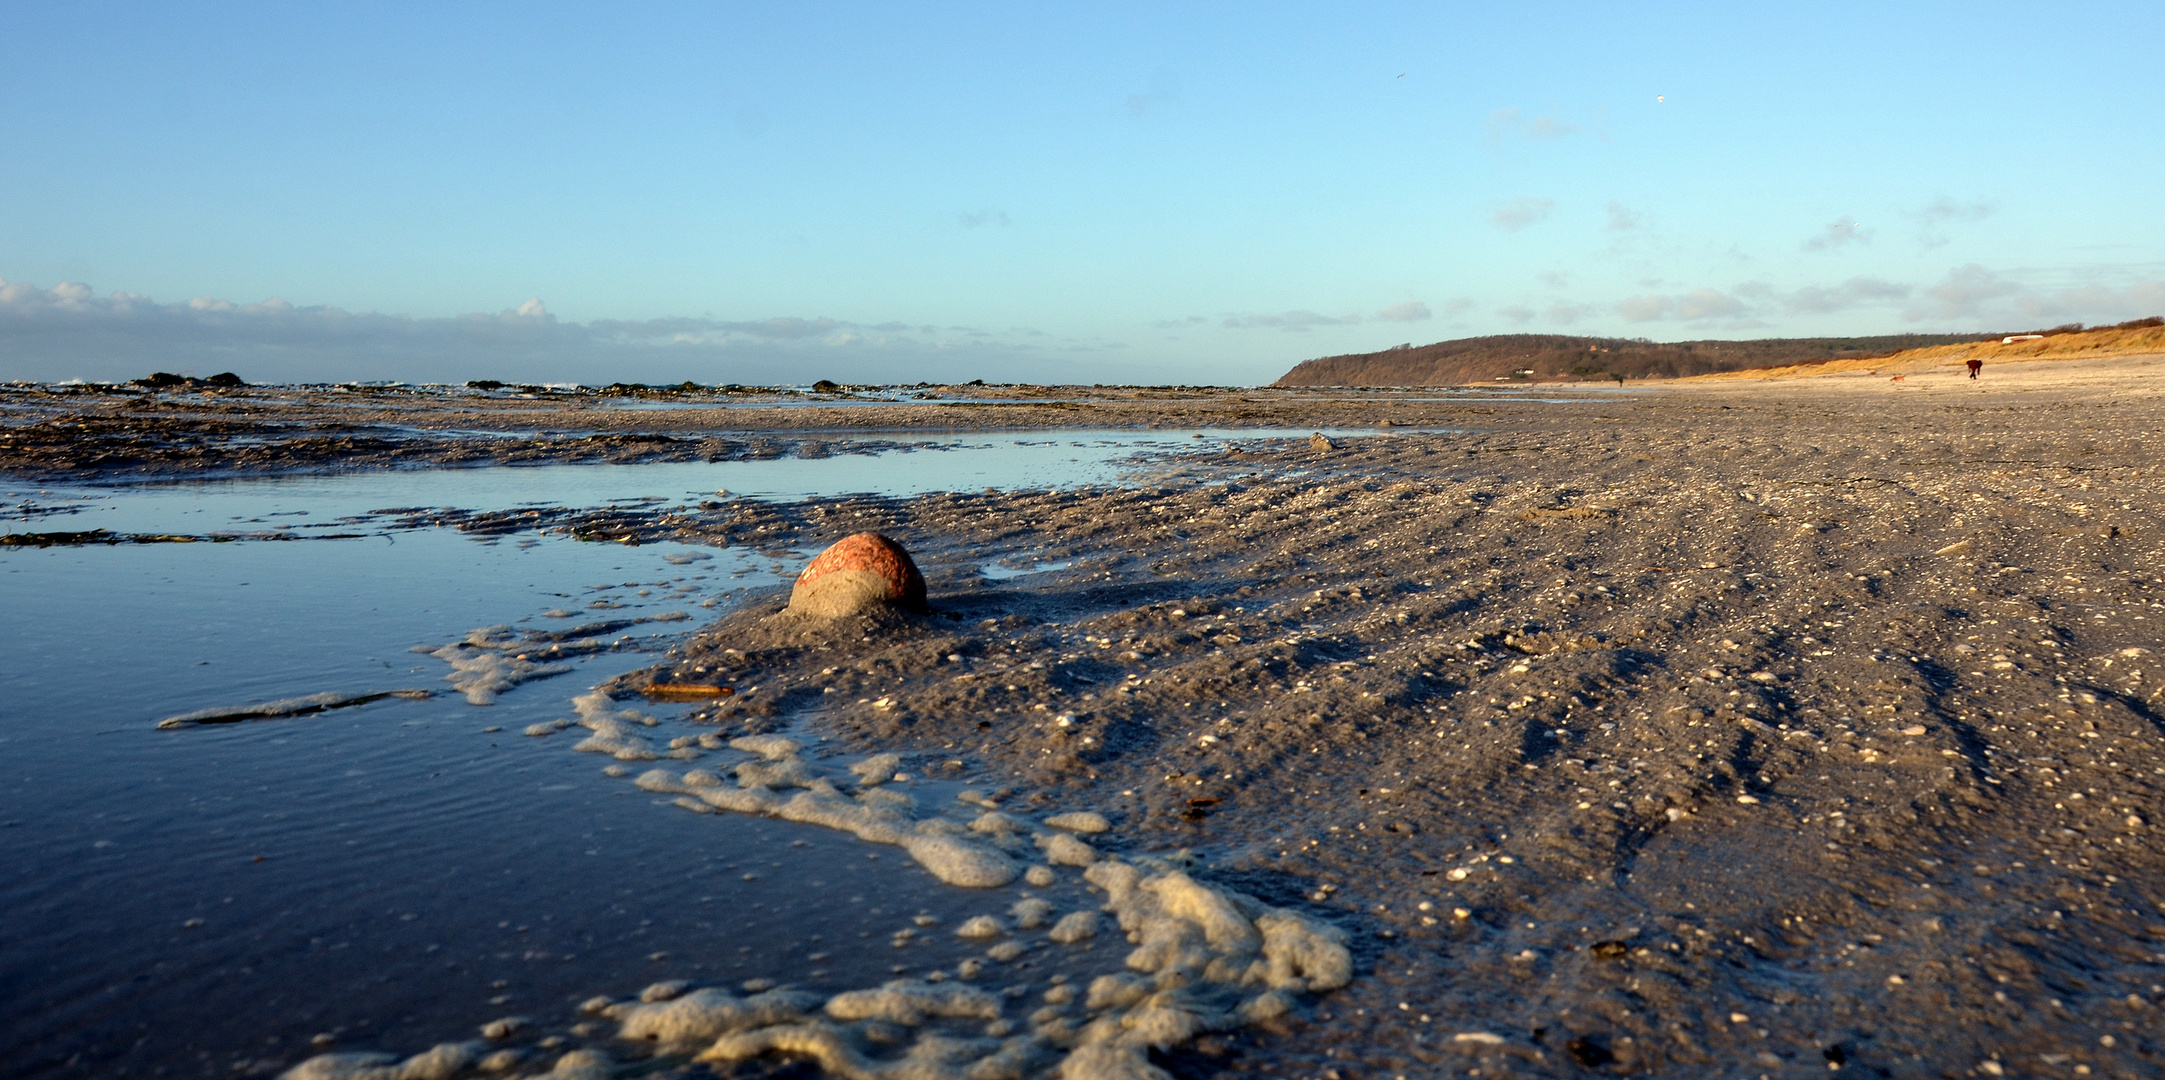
[8, 364, 2165, 1078]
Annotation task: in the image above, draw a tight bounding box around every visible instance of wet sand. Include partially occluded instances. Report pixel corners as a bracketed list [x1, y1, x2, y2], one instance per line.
[9, 365, 2165, 1078]
[0, 381, 1527, 481]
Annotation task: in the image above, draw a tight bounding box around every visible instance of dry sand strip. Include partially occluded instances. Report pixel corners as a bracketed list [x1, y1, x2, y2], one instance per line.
[1679, 322, 2165, 387]
[585, 371, 2164, 1078]
[16, 364, 2165, 1077]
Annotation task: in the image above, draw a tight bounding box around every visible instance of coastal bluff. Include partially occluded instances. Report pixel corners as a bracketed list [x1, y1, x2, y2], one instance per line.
[1271, 331, 2003, 386]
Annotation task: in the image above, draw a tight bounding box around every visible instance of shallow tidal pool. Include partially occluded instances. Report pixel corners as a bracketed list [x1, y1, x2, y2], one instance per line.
[0, 429, 1361, 1079]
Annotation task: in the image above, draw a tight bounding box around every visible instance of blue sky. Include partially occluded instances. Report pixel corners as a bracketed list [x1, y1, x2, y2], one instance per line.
[3, 1, 2160, 385]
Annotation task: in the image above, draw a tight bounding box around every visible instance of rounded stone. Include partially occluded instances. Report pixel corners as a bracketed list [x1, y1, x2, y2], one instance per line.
[788, 532, 928, 618]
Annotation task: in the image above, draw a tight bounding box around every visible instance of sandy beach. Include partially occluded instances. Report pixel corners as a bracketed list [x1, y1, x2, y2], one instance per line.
[6, 361, 2164, 1078]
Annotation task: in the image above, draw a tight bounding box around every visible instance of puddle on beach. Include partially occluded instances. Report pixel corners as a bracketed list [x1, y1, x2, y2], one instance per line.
[0, 428, 1366, 1079]
[4, 428, 1403, 535]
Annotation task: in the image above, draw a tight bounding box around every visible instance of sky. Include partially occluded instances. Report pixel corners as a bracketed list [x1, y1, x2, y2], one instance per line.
[2, 1, 2161, 386]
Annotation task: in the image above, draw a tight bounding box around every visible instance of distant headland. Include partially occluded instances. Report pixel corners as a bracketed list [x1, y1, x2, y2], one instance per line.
[1272, 317, 2163, 386]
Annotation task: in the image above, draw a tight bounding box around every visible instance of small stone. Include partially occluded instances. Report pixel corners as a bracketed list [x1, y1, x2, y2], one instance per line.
[1045, 811, 1111, 834]
[1009, 898, 1054, 929]
[1048, 911, 1099, 943]
[1039, 832, 1098, 867]
[479, 1016, 528, 1040]
[956, 915, 1005, 939]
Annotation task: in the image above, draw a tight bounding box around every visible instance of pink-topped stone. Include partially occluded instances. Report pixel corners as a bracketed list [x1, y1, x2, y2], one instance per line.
[788, 532, 928, 617]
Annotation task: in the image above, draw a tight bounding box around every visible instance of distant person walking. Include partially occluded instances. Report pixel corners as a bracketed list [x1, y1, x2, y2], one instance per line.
[1967, 358, 1983, 380]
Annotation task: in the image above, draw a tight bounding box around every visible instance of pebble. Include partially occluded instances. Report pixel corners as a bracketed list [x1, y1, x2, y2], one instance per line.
[956, 915, 1005, 939]
[479, 1016, 527, 1040]
[1044, 811, 1111, 834]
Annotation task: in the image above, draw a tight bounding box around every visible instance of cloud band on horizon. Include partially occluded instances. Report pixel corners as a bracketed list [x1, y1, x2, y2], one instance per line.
[0, 279, 1114, 385]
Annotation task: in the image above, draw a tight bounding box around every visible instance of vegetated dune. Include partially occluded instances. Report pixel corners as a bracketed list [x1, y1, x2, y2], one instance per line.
[1683, 319, 2165, 380]
[1271, 332, 2003, 387]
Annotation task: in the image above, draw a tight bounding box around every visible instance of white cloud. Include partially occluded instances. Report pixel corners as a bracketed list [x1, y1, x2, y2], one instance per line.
[2122, 280, 2165, 314]
[1675, 289, 1745, 320]
[1897, 267, 2165, 326]
[1220, 310, 1360, 331]
[1598, 266, 2160, 330]
[1545, 302, 1595, 324]
[1616, 289, 1744, 323]
[1913, 196, 1994, 225]
[1498, 305, 1536, 325]
[1803, 217, 1869, 251]
[1614, 276, 1919, 324]
[1221, 299, 1436, 331]
[1485, 108, 1583, 146]
[1904, 263, 2019, 320]
[1910, 197, 1994, 248]
[1125, 70, 1179, 117]
[1782, 277, 1910, 315]
[0, 278, 1102, 385]
[1490, 196, 1555, 231]
[1605, 201, 1640, 232]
